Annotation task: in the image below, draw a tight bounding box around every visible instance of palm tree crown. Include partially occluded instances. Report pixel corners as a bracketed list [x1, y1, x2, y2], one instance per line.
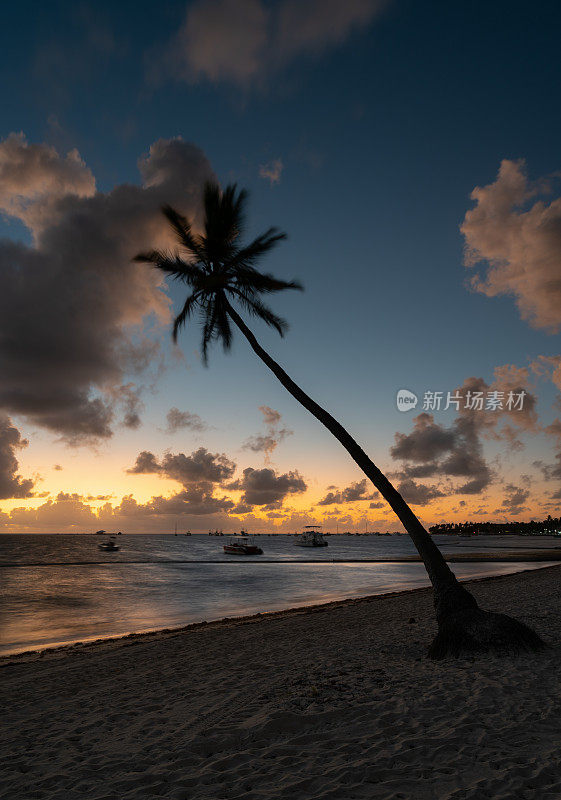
[135, 182, 302, 362]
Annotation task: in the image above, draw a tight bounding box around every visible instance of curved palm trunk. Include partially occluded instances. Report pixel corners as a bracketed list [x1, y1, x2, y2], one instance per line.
[226, 302, 545, 658]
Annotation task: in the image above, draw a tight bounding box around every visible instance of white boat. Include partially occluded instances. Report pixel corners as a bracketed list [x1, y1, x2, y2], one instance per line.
[294, 525, 328, 547]
[98, 540, 120, 552]
[224, 536, 263, 555]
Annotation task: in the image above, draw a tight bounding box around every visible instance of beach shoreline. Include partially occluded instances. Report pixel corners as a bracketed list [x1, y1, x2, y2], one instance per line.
[3, 564, 561, 799]
[2, 560, 560, 664]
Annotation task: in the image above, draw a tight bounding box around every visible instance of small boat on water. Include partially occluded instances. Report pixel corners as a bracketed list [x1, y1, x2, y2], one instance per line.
[223, 536, 263, 555]
[98, 540, 120, 552]
[294, 525, 328, 547]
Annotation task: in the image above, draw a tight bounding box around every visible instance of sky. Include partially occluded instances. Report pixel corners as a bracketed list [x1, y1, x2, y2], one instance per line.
[1, 0, 561, 533]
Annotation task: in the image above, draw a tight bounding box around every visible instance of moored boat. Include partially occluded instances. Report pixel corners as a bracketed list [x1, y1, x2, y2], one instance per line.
[294, 525, 328, 547]
[223, 536, 263, 555]
[98, 540, 120, 552]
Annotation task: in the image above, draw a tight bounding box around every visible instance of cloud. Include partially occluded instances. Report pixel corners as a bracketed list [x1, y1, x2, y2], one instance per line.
[0, 132, 96, 231]
[242, 405, 292, 460]
[124, 446, 239, 519]
[534, 418, 561, 483]
[391, 412, 491, 497]
[259, 159, 283, 185]
[112, 383, 144, 430]
[499, 483, 530, 515]
[165, 407, 207, 434]
[128, 447, 236, 485]
[0, 133, 215, 442]
[259, 406, 281, 426]
[0, 416, 34, 499]
[147, 485, 235, 516]
[317, 478, 373, 505]
[395, 479, 445, 507]
[531, 355, 561, 391]
[391, 412, 456, 462]
[166, 0, 388, 89]
[461, 159, 561, 332]
[390, 367, 539, 500]
[228, 467, 306, 507]
[4, 487, 235, 531]
[127, 450, 162, 475]
[9, 492, 97, 529]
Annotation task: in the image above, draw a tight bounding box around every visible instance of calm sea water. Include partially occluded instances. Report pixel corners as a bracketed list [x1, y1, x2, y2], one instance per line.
[0, 533, 558, 656]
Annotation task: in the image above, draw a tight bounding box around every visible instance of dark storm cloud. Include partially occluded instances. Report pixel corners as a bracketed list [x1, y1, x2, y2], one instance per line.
[0, 416, 34, 499]
[0, 133, 215, 442]
[228, 467, 306, 507]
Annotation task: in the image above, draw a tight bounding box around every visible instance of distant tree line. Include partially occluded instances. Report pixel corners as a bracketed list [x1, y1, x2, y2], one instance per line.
[429, 515, 561, 535]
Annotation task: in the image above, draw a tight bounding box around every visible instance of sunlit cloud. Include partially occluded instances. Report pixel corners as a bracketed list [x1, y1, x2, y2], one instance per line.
[462, 159, 561, 332]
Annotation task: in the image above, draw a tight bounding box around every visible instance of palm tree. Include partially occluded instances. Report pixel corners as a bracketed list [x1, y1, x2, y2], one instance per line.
[135, 182, 544, 658]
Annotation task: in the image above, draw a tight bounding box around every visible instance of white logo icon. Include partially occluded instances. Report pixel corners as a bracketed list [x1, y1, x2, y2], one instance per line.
[396, 389, 418, 412]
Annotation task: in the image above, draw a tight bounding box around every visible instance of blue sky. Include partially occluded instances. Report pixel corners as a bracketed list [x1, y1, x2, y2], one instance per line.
[0, 0, 560, 531]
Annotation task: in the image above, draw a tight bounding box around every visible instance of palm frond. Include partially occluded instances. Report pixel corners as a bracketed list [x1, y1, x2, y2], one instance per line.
[225, 228, 287, 270]
[234, 267, 303, 295]
[203, 182, 248, 266]
[172, 292, 202, 343]
[134, 249, 205, 285]
[214, 292, 233, 352]
[161, 205, 207, 263]
[200, 298, 220, 365]
[230, 289, 288, 337]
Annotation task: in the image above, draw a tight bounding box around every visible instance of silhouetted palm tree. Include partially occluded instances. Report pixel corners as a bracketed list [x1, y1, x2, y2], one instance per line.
[135, 182, 544, 658]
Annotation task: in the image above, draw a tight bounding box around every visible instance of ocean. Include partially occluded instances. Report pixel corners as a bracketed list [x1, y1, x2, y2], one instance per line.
[1, 533, 558, 656]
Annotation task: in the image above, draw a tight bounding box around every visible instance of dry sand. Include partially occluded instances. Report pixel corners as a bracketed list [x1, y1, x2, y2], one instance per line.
[2, 565, 561, 800]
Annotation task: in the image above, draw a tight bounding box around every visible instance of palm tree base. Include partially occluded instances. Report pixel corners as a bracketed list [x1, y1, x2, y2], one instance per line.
[428, 606, 546, 660]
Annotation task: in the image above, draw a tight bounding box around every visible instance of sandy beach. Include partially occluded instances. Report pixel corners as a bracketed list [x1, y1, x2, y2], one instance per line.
[2, 564, 561, 800]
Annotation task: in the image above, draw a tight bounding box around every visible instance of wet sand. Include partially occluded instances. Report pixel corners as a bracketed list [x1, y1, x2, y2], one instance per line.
[2, 564, 561, 799]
